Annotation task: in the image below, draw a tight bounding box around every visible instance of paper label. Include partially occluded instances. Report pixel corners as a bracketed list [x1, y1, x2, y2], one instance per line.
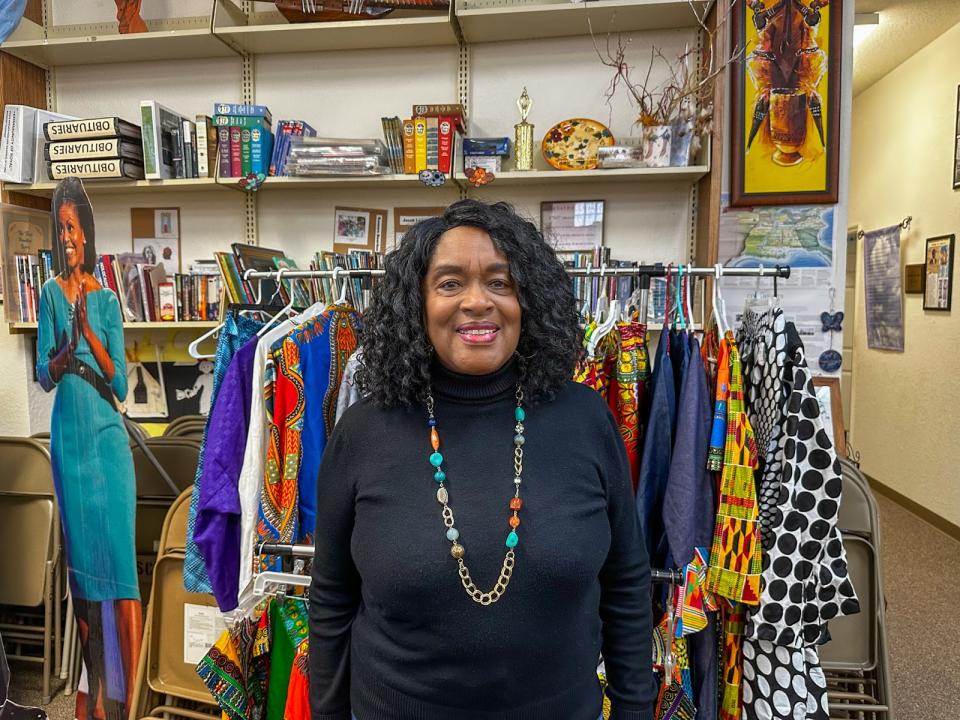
[183, 603, 227, 665]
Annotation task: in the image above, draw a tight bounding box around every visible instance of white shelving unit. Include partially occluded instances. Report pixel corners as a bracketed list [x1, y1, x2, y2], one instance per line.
[9, 320, 219, 335]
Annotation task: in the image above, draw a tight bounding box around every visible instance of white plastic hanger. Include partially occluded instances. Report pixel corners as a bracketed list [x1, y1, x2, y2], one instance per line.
[255, 268, 297, 338]
[713, 263, 728, 335]
[332, 266, 350, 306]
[594, 265, 610, 324]
[685, 271, 696, 332]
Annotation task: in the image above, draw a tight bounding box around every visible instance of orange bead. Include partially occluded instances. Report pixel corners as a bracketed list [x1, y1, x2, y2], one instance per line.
[509, 515, 520, 528]
[431, 427, 440, 451]
[509, 497, 522, 510]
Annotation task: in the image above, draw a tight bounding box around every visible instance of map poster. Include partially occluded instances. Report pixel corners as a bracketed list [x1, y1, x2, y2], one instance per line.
[862, 225, 904, 351]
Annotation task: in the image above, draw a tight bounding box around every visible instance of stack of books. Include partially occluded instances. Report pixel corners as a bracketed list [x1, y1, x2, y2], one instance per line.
[11, 249, 53, 322]
[140, 101, 219, 180]
[0, 105, 77, 184]
[43, 117, 145, 181]
[213, 103, 274, 178]
[308, 250, 383, 312]
[284, 137, 390, 177]
[269, 120, 317, 176]
[382, 103, 464, 176]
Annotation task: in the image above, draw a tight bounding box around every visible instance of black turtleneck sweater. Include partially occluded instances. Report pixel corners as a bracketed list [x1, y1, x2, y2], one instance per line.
[309, 361, 654, 720]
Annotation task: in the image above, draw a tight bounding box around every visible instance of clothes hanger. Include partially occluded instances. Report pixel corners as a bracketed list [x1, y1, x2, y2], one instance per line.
[594, 265, 610, 325]
[685, 271, 696, 332]
[255, 268, 298, 338]
[674, 265, 687, 331]
[712, 263, 728, 336]
[332, 266, 350, 306]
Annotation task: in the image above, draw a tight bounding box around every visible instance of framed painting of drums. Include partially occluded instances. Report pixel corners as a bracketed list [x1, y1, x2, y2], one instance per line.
[730, 0, 843, 207]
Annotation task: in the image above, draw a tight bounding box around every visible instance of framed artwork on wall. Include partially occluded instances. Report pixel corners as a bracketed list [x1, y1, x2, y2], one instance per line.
[540, 200, 605, 253]
[812, 376, 846, 457]
[730, 0, 843, 207]
[923, 234, 954, 311]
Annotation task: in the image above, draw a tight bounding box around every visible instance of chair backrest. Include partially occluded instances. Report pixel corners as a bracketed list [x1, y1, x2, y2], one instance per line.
[837, 458, 881, 544]
[819, 534, 877, 672]
[159, 488, 194, 556]
[0, 438, 57, 607]
[163, 415, 207, 438]
[132, 438, 202, 497]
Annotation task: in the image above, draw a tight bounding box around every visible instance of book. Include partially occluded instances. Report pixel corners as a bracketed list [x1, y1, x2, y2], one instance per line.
[215, 251, 247, 304]
[413, 117, 427, 172]
[273, 120, 316, 177]
[0, 105, 38, 183]
[182, 119, 195, 178]
[411, 104, 465, 131]
[229, 126, 242, 177]
[213, 103, 273, 125]
[217, 126, 231, 178]
[212, 115, 271, 131]
[250, 126, 273, 176]
[158, 281, 176, 321]
[44, 116, 141, 142]
[402, 119, 415, 174]
[140, 101, 187, 179]
[170, 125, 184, 178]
[48, 159, 145, 180]
[33, 110, 77, 183]
[425, 116, 439, 171]
[240, 128, 252, 176]
[189, 121, 199, 178]
[45, 137, 144, 162]
[231, 242, 287, 306]
[195, 115, 216, 178]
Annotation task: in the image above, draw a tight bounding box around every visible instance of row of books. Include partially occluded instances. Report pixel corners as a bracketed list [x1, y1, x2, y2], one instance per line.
[212, 104, 274, 179]
[11, 250, 223, 323]
[380, 103, 465, 175]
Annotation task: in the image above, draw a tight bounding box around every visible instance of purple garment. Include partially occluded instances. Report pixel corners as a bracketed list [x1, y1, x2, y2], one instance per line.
[194, 336, 259, 611]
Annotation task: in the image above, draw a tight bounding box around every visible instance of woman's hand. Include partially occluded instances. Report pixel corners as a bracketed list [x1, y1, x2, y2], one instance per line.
[47, 331, 74, 383]
[77, 285, 95, 343]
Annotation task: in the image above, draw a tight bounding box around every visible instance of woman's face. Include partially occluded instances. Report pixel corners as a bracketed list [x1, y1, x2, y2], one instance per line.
[58, 201, 85, 271]
[423, 226, 522, 376]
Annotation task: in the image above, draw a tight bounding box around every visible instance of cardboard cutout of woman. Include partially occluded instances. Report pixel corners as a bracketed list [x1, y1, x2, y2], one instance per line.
[36, 177, 142, 720]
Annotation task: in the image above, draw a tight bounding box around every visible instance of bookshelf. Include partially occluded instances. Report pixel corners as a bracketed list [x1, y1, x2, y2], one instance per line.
[9, 320, 220, 335]
[8, 178, 223, 197]
[0, 15, 237, 68]
[456, 0, 710, 43]
[212, 0, 459, 54]
[472, 166, 711, 186]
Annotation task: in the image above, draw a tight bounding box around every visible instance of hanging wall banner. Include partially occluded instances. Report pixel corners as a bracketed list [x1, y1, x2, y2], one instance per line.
[35, 176, 142, 720]
[862, 224, 905, 352]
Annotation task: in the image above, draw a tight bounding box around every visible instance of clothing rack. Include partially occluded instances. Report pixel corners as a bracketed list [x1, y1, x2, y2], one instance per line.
[257, 543, 686, 586]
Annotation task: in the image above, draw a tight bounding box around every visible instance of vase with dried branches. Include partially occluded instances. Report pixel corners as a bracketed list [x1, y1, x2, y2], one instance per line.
[592, 0, 741, 167]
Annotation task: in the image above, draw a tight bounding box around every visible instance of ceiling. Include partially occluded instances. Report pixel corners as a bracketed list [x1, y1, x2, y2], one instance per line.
[853, 0, 960, 96]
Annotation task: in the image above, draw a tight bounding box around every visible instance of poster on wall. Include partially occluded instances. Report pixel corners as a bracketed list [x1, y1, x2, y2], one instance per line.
[924, 234, 954, 311]
[35, 177, 142, 720]
[125, 359, 212, 421]
[862, 224, 904, 351]
[730, 0, 842, 206]
[718, 196, 837, 363]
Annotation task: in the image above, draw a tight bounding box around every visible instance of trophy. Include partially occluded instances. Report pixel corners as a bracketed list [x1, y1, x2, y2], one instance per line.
[768, 88, 808, 167]
[514, 87, 534, 171]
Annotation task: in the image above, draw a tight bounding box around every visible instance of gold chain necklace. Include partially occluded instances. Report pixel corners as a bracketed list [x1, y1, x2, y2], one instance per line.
[425, 385, 525, 606]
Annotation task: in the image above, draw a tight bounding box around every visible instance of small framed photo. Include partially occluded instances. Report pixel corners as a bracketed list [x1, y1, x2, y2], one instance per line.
[812, 376, 845, 458]
[540, 200, 605, 253]
[333, 206, 387, 254]
[923, 234, 955, 311]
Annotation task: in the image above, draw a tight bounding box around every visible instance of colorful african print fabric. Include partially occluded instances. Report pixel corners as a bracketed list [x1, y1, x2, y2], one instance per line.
[720, 602, 746, 720]
[655, 679, 696, 720]
[284, 645, 310, 720]
[672, 547, 718, 637]
[706, 337, 730, 472]
[197, 611, 267, 720]
[614, 321, 647, 484]
[707, 336, 762, 605]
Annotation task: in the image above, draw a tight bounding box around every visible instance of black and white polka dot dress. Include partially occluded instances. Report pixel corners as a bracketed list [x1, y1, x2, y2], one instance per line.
[737, 312, 859, 720]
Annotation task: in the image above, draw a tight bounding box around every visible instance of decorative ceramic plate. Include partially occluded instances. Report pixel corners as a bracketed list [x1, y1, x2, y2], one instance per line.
[541, 118, 615, 170]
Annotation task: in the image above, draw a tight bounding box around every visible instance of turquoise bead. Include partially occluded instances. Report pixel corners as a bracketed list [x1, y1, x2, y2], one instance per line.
[514, 434, 525, 446]
[446, 527, 459, 541]
[434, 470, 446, 483]
[515, 407, 525, 422]
[505, 530, 519, 548]
[430, 452, 443, 467]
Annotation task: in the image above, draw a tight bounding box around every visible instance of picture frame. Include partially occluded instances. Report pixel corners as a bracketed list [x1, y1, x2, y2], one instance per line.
[953, 85, 960, 189]
[812, 376, 846, 458]
[730, 0, 842, 207]
[131, 207, 181, 275]
[540, 200, 605, 253]
[333, 206, 387, 255]
[923, 234, 955, 311]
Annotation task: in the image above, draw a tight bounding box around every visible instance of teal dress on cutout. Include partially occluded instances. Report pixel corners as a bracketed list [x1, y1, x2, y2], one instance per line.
[36, 279, 139, 602]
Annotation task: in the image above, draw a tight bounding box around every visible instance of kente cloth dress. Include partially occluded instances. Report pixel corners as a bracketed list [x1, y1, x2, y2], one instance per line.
[37, 280, 138, 601]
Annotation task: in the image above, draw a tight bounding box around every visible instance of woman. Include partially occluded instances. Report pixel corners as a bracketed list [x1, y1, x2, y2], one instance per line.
[309, 200, 653, 720]
[37, 177, 141, 720]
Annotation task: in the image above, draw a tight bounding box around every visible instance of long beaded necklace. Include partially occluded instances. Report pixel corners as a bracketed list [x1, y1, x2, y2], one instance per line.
[426, 385, 526, 606]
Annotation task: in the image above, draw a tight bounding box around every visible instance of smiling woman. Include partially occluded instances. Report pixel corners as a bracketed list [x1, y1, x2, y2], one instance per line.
[308, 199, 656, 720]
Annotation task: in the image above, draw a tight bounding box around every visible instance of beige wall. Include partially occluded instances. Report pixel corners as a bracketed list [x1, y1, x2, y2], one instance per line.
[849, 21, 960, 527]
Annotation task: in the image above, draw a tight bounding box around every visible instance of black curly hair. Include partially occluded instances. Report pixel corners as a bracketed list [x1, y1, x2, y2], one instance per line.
[355, 199, 582, 408]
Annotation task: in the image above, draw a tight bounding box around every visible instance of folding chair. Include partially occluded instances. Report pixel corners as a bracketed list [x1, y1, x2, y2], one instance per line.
[0, 437, 62, 704]
[820, 458, 893, 719]
[162, 415, 207, 439]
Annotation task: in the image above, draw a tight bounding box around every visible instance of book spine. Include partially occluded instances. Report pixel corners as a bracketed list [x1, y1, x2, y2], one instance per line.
[229, 126, 242, 177]
[213, 103, 272, 123]
[250, 127, 270, 176]
[402, 119, 415, 174]
[195, 116, 208, 177]
[425, 116, 439, 171]
[240, 129, 252, 176]
[414, 117, 427, 173]
[44, 117, 127, 141]
[158, 282, 175, 321]
[140, 102, 159, 178]
[212, 115, 271, 130]
[438, 115, 454, 174]
[0, 106, 32, 183]
[182, 120, 194, 179]
[217, 127, 231, 178]
[170, 126, 184, 178]
[48, 159, 143, 179]
[268, 120, 288, 176]
[46, 137, 142, 161]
